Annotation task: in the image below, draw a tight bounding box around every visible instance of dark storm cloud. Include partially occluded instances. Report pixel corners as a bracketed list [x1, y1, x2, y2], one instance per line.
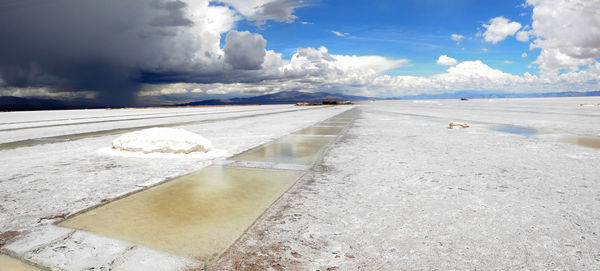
[149, 0, 194, 27]
[0, 0, 187, 105]
[0, 0, 298, 106]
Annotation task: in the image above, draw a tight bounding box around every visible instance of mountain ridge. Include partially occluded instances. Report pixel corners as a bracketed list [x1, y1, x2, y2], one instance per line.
[175, 91, 371, 106]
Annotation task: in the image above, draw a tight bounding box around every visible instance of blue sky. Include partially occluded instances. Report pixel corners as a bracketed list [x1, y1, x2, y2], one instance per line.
[236, 0, 536, 76]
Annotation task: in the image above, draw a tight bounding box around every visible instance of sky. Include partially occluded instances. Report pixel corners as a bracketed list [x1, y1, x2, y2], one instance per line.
[0, 0, 599, 106]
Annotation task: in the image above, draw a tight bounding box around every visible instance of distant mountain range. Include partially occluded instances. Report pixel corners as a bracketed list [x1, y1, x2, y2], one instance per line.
[1, 90, 599, 111]
[175, 91, 371, 106]
[393, 90, 600, 100]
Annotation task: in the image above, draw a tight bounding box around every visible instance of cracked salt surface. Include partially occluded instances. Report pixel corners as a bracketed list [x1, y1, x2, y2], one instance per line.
[3, 98, 600, 269]
[213, 98, 600, 270]
[0, 105, 352, 270]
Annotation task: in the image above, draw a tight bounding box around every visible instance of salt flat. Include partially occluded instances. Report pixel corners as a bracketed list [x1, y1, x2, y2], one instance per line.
[213, 97, 600, 270]
[1, 97, 600, 270]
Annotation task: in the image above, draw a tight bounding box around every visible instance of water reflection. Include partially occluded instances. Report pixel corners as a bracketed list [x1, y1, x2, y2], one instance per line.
[491, 124, 537, 137]
[59, 166, 304, 260]
[232, 136, 335, 165]
[293, 126, 345, 135]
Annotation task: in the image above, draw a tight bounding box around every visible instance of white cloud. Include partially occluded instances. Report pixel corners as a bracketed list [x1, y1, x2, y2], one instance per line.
[516, 30, 530, 42]
[451, 34, 464, 44]
[331, 31, 349, 37]
[525, 0, 600, 73]
[283, 46, 408, 83]
[522, 53, 528, 58]
[437, 55, 458, 66]
[218, 0, 305, 25]
[140, 50, 600, 100]
[504, 61, 513, 64]
[483, 16, 522, 44]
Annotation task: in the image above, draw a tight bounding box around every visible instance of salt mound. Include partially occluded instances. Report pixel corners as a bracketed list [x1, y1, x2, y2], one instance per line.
[112, 127, 212, 154]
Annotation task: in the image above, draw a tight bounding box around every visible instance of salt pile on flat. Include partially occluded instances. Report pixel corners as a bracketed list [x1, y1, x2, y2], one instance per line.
[112, 127, 212, 154]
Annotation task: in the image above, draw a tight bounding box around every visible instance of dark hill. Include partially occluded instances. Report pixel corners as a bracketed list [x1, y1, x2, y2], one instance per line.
[176, 91, 370, 106]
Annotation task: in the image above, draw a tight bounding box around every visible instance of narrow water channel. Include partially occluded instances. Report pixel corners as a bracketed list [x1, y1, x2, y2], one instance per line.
[58, 108, 358, 261]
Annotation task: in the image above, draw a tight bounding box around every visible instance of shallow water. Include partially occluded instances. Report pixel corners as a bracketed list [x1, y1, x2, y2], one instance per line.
[327, 117, 354, 121]
[0, 255, 39, 271]
[293, 126, 345, 135]
[491, 124, 537, 137]
[318, 120, 351, 125]
[232, 135, 335, 165]
[59, 166, 304, 260]
[562, 137, 600, 149]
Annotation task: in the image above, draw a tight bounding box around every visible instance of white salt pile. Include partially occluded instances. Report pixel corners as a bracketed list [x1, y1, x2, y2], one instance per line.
[112, 127, 212, 154]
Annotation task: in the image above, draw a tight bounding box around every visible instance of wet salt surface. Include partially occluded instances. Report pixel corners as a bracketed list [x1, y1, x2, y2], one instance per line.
[231, 135, 336, 165]
[0, 105, 351, 232]
[1, 107, 351, 270]
[0, 255, 39, 271]
[59, 166, 304, 260]
[293, 126, 345, 135]
[562, 137, 600, 149]
[491, 124, 538, 137]
[57, 109, 355, 262]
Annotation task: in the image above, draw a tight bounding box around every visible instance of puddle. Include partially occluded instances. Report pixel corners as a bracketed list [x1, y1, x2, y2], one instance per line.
[59, 166, 304, 260]
[327, 117, 354, 121]
[491, 124, 537, 137]
[232, 135, 335, 165]
[562, 137, 600, 149]
[293, 126, 345, 135]
[0, 255, 39, 271]
[318, 121, 350, 125]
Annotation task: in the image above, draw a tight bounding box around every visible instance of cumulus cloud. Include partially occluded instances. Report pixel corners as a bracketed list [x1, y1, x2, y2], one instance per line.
[437, 55, 458, 66]
[223, 31, 267, 70]
[525, 0, 600, 73]
[522, 53, 528, 58]
[140, 46, 410, 98]
[142, 59, 600, 100]
[451, 34, 464, 45]
[370, 60, 600, 96]
[483, 16, 522, 44]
